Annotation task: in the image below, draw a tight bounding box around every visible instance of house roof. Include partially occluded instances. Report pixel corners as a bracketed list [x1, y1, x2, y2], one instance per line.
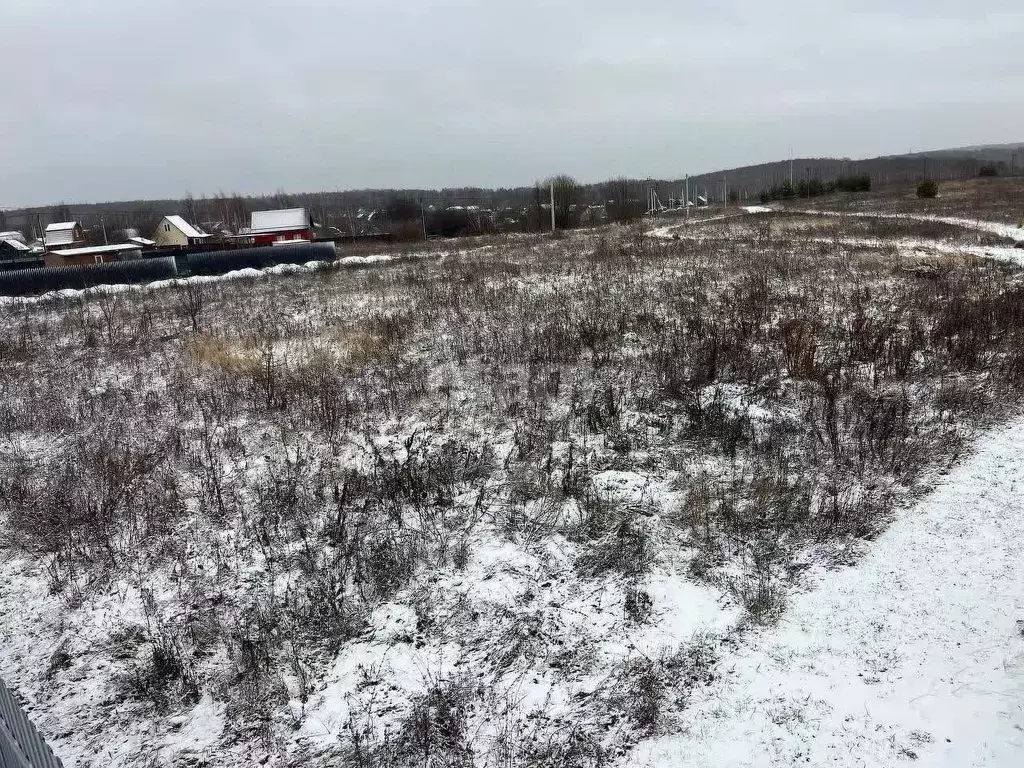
[1, 238, 30, 251]
[0, 231, 26, 244]
[250, 208, 312, 233]
[163, 215, 210, 239]
[44, 221, 80, 247]
[50, 243, 143, 257]
[129, 236, 156, 247]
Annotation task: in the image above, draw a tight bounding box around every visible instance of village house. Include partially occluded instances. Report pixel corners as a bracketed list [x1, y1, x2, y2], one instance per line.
[152, 215, 211, 248]
[0, 238, 31, 264]
[248, 208, 316, 245]
[43, 221, 85, 251]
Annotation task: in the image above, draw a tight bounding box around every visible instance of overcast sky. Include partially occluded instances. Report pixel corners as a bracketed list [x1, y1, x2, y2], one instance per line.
[2, 0, 1022, 205]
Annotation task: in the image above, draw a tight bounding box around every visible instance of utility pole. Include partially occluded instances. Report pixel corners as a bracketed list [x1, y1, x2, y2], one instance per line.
[100, 215, 108, 245]
[420, 200, 427, 240]
[685, 174, 689, 220]
[789, 147, 794, 187]
[550, 180, 556, 232]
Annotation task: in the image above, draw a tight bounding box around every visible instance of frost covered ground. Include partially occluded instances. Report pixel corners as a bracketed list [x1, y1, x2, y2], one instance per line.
[2, 207, 1024, 767]
[636, 416, 1024, 767]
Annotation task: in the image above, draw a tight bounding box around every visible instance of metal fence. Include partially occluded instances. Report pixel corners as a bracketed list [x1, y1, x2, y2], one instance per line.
[0, 256, 178, 297]
[181, 241, 337, 275]
[0, 677, 64, 768]
[0, 242, 340, 296]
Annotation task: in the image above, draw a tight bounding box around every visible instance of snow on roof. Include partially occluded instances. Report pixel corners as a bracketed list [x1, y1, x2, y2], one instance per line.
[0, 231, 26, 244]
[250, 208, 311, 233]
[128, 236, 156, 246]
[50, 243, 143, 257]
[1, 238, 29, 251]
[44, 221, 80, 247]
[164, 215, 209, 239]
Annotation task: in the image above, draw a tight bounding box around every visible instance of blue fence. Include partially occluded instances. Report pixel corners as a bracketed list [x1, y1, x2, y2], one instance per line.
[0, 241, 340, 297]
[182, 241, 336, 275]
[0, 257, 178, 297]
[0, 677, 64, 768]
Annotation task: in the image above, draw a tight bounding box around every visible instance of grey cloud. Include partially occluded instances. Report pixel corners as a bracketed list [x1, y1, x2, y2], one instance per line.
[1, 0, 1022, 204]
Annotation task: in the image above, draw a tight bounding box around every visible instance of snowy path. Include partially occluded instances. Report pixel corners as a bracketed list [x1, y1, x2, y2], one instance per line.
[649, 207, 1024, 265]
[633, 418, 1024, 767]
[798, 208, 1024, 242]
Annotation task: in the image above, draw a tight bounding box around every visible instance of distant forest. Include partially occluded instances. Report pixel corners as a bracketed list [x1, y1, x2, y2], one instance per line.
[2, 143, 1021, 243]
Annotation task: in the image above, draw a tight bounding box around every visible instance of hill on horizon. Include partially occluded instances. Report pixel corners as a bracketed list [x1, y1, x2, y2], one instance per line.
[3, 141, 1022, 236]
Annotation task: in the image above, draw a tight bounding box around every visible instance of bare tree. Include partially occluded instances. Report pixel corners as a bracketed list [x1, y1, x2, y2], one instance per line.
[50, 201, 72, 223]
[175, 280, 206, 333]
[546, 174, 582, 230]
[182, 192, 199, 224]
[603, 177, 645, 224]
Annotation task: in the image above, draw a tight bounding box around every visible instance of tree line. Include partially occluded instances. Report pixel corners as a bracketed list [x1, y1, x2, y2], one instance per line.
[759, 174, 872, 203]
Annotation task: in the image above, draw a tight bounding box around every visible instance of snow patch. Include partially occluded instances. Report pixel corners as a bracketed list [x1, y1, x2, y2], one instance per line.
[632, 416, 1024, 767]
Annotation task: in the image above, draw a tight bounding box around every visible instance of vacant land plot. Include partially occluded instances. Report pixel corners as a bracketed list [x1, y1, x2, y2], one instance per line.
[803, 176, 1024, 226]
[2, 213, 1024, 766]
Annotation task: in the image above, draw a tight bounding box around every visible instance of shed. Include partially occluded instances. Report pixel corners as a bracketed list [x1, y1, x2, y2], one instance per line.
[44, 242, 143, 267]
[43, 221, 85, 250]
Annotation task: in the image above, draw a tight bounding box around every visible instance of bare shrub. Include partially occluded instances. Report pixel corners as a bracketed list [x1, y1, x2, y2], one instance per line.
[623, 586, 653, 624]
[115, 635, 198, 713]
[575, 512, 656, 579]
[391, 677, 475, 767]
[4, 421, 177, 588]
[728, 567, 787, 625]
[174, 279, 206, 333]
[517, 725, 609, 768]
[609, 637, 719, 734]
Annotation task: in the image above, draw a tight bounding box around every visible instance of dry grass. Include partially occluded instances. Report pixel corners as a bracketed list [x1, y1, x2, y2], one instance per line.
[186, 333, 263, 376]
[322, 326, 402, 366]
[4, 210, 1024, 764]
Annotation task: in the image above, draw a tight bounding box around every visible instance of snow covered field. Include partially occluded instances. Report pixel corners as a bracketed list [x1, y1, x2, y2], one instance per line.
[636, 416, 1024, 767]
[2, 212, 1023, 766]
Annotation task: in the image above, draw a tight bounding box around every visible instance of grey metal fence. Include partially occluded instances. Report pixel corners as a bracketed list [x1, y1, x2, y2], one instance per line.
[0, 256, 178, 297]
[181, 241, 337, 275]
[0, 242, 340, 296]
[0, 677, 64, 768]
